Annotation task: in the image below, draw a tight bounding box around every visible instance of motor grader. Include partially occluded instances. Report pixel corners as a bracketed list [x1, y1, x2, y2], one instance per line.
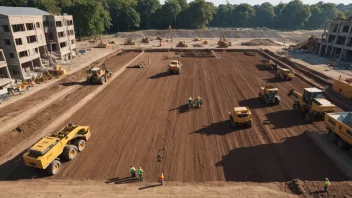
[168, 60, 182, 74]
[218, 33, 231, 47]
[229, 107, 252, 128]
[288, 88, 335, 121]
[276, 68, 294, 80]
[124, 38, 135, 45]
[86, 67, 112, 85]
[23, 123, 91, 175]
[259, 85, 280, 105]
[177, 41, 188, 47]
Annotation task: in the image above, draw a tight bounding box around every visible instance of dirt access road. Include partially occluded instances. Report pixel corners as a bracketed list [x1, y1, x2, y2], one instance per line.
[2, 52, 351, 196]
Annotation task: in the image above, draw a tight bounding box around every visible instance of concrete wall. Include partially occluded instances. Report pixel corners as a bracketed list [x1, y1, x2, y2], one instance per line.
[0, 49, 10, 78]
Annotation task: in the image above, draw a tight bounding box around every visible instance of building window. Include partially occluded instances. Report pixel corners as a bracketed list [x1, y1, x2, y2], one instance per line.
[9, 53, 15, 58]
[4, 39, 11, 45]
[15, 38, 23, 45]
[27, 35, 37, 43]
[58, 31, 65, 38]
[18, 50, 29, 58]
[67, 20, 73, 26]
[71, 40, 75, 44]
[69, 30, 74, 35]
[56, 21, 62, 27]
[26, 23, 34, 30]
[3, 25, 9, 32]
[12, 24, 25, 32]
[60, 42, 67, 48]
[36, 22, 40, 28]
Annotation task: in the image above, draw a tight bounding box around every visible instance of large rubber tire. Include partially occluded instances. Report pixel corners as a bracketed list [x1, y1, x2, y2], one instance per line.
[47, 160, 61, 175]
[73, 139, 86, 152]
[305, 112, 311, 121]
[275, 96, 281, 105]
[247, 120, 252, 127]
[293, 103, 300, 112]
[337, 138, 350, 149]
[62, 145, 78, 161]
[329, 132, 339, 143]
[98, 77, 104, 85]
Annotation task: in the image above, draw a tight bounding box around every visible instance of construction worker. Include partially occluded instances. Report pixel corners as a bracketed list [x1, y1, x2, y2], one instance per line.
[130, 165, 136, 179]
[188, 97, 193, 108]
[138, 167, 143, 181]
[159, 173, 164, 185]
[324, 178, 330, 192]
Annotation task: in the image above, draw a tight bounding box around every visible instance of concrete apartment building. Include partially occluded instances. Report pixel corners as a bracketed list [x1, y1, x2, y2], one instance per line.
[319, 19, 352, 61]
[0, 6, 76, 80]
[0, 49, 10, 78]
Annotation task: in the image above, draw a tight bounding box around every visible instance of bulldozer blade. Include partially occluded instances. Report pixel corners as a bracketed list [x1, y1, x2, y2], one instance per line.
[288, 89, 295, 96]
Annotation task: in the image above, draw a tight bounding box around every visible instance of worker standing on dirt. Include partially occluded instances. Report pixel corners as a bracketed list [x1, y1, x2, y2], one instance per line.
[324, 178, 330, 192]
[159, 173, 164, 185]
[188, 97, 193, 108]
[130, 165, 136, 179]
[138, 167, 143, 181]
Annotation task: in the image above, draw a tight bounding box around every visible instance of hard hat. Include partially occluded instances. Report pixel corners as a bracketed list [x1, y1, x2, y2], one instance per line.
[325, 178, 328, 180]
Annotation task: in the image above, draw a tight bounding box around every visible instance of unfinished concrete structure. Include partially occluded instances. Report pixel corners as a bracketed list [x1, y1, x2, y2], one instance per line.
[0, 49, 10, 78]
[44, 15, 76, 61]
[319, 19, 352, 61]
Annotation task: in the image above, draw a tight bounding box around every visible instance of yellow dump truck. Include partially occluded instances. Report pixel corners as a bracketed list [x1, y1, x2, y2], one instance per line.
[325, 112, 352, 152]
[23, 123, 91, 175]
[168, 60, 182, 74]
[229, 107, 252, 128]
[332, 79, 352, 100]
[276, 68, 294, 80]
[288, 88, 335, 121]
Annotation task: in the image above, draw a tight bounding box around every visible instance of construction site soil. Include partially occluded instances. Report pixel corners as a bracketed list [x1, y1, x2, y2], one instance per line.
[1, 52, 352, 196]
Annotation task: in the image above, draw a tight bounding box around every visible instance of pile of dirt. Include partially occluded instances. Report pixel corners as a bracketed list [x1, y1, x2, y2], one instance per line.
[193, 44, 203, 47]
[241, 39, 282, 46]
[345, 78, 352, 83]
[287, 179, 306, 195]
[116, 29, 282, 39]
[180, 50, 216, 57]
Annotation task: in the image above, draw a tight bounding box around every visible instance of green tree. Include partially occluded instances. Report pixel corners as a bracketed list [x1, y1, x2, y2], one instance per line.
[255, 2, 275, 28]
[187, 0, 215, 29]
[0, 0, 28, 6]
[160, 0, 181, 28]
[232, 3, 256, 27]
[175, 0, 188, 10]
[337, 11, 347, 20]
[281, 0, 311, 29]
[211, 3, 235, 27]
[27, 0, 60, 14]
[107, 0, 140, 32]
[137, 0, 160, 29]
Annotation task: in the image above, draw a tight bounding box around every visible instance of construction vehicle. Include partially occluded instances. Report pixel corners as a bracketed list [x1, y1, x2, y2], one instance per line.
[97, 36, 108, 48]
[142, 36, 153, 43]
[86, 68, 112, 85]
[276, 68, 294, 80]
[124, 38, 135, 45]
[23, 123, 91, 175]
[218, 33, 231, 47]
[177, 41, 188, 47]
[48, 64, 66, 78]
[156, 36, 162, 41]
[203, 40, 208, 45]
[194, 37, 201, 41]
[229, 107, 252, 128]
[332, 78, 352, 100]
[259, 85, 280, 105]
[168, 60, 181, 74]
[288, 88, 335, 121]
[325, 112, 352, 151]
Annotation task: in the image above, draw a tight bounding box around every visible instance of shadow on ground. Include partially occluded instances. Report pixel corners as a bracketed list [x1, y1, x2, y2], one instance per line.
[138, 184, 161, 190]
[60, 81, 87, 86]
[106, 177, 140, 184]
[190, 120, 246, 136]
[238, 98, 269, 110]
[265, 110, 312, 129]
[149, 72, 172, 79]
[215, 132, 348, 182]
[169, 104, 199, 114]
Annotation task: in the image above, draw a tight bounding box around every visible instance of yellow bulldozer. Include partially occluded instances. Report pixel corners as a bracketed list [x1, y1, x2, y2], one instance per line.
[23, 123, 91, 175]
[142, 36, 153, 43]
[218, 33, 231, 47]
[259, 85, 280, 105]
[288, 88, 335, 121]
[124, 38, 135, 45]
[177, 41, 188, 47]
[229, 107, 252, 128]
[168, 60, 182, 74]
[194, 37, 201, 41]
[276, 68, 294, 80]
[86, 67, 112, 85]
[48, 64, 66, 78]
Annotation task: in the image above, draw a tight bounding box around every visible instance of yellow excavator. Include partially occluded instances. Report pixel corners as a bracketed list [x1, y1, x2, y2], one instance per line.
[288, 88, 335, 121]
[97, 36, 108, 48]
[218, 33, 231, 47]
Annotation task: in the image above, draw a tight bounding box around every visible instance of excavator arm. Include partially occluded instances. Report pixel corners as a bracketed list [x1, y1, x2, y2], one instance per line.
[288, 89, 302, 99]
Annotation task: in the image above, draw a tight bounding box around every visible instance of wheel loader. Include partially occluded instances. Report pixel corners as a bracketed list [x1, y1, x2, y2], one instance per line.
[168, 60, 182, 74]
[276, 68, 294, 80]
[86, 68, 112, 85]
[288, 88, 335, 121]
[218, 33, 231, 47]
[23, 123, 91, 175]
[124, 38, 135, 45]
[229, 107, 252, 128]
[177, 41, 188, 47]
[259, 85, 280, 105]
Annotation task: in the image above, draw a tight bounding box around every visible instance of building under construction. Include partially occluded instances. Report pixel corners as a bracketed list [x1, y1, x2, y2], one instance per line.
[319, 19, 352, 61]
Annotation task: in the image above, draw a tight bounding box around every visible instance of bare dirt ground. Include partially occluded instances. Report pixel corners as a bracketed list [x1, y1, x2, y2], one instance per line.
[0, 52, 139, 157]
[1, 52, 351, 197]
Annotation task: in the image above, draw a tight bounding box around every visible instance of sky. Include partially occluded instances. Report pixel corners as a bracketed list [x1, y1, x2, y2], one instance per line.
[160, 0, 352, 6]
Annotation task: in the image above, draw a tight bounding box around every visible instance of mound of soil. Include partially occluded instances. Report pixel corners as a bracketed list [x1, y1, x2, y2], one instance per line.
[287, 179, 306, 195]
[241, 39, 282, 46]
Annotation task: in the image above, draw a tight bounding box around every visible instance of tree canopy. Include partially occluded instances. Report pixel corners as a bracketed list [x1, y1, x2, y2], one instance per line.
[1, 0, 351, 36]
